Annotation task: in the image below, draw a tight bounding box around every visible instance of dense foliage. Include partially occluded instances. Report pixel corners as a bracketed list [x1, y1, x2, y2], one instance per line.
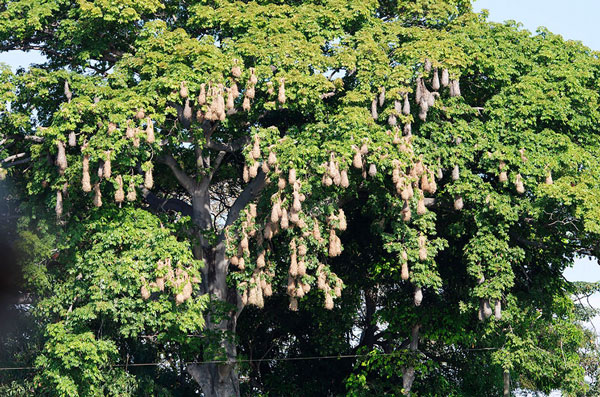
[0, 0, 599, 395]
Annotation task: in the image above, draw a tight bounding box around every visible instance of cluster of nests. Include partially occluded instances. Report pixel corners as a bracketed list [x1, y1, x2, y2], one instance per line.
[477, 272, 504, 322]
[54, 59, 288, 218]
[230, 152, 347, 310]
[177, 59, 286, 127]
[349, 137, 438, 222]
[242, 134, 273, 182]
[231, 204, 275, 309]
[140, 258, 201, 305]
[378, 141, 436, 308]
[199, 60, 553, 316]
[53, 139, 151, 219]
[234, 112, 441, 311]
[232, 81, 553, 316]
[371, 59, 461, 135]
[53, 83, 156, 219]
[86, 110, 155, 209]
[478, 292, 503, 321]
[283, 212, 346, 311]
[497, 155, 553, 191]
[349, 136, 437, 308]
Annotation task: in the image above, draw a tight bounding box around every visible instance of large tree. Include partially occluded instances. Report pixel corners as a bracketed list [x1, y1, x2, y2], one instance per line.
[1, 0, 600, 395]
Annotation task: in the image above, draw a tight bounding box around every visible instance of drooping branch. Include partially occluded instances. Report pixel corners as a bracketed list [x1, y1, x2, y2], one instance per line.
[158, 154, 197, 194]
[208, 151, 227, 182]
[1, 152, 31, 168]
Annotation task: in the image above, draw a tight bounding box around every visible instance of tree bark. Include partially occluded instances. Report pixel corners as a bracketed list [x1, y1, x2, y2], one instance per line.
[503, 370, 510, 397]
[162, 135, 265, 396]
[187, 358, 240, 397]
[187, 186, 242, 396]
[403, 323, 420, 395]
[358, 287, 377, 349]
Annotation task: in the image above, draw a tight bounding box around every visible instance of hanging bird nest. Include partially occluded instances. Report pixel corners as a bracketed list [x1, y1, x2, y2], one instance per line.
[515, 173, 525, 194]
[441, 69, 449, 87]
[56, 140, 67, 174]
[232, 59, 242, 79]
[179, 81, 189, 99]
[93, 183, 102, 207]
[432, 69, 440, 91]
[115, 175, 125, 203]
[278, 78, 286, 104]
[146, 118, 155, 143]
[127, 179, 137, 201]
[81, 155, 91, 192]
[144, 168, 154, 189]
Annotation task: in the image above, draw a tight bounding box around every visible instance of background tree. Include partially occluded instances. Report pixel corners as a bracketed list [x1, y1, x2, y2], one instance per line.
[1, 0, 600, 396]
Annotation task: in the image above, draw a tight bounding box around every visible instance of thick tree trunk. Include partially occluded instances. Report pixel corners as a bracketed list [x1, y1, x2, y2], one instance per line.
[177, 158, 264, 395]
[187, 190, 242, 396]
[187, 332, 240, 397]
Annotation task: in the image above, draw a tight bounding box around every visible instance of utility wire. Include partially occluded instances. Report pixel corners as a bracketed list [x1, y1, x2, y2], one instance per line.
[0, 352, 397, 371]
[0, 347, 499, 371]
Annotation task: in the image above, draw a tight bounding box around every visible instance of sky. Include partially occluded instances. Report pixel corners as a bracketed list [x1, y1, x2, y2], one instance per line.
[474, 0, 599, 51]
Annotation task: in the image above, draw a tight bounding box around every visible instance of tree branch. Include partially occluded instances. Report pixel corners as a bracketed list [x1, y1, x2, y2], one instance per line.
[142, 188, 193, 217]
[158, 154, 197, 194]
[1, 152, 27, 163]
[208, 151, 227, 182]
[2, 157, 31, 168]
[222, 171, 267, 231]
[25, 135, 45, 143]
[206, 136, 249, 153]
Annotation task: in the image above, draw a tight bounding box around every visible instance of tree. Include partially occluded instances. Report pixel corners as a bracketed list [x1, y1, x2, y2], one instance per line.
[1, 0, 599, 395]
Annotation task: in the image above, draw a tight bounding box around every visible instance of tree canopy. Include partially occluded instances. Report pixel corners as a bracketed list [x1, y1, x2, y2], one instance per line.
[1, 0, 599, 396]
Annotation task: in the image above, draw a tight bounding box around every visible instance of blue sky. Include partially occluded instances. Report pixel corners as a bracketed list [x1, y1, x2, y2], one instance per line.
[474, 0, 599, 51]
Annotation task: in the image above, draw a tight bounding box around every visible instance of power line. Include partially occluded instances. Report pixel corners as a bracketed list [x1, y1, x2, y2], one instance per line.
[0, 347, 501, 371]
[0, 352, 399, 371]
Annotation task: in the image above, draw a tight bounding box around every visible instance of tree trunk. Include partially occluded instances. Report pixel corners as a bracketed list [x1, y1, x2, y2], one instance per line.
[187, 336, 240, 397]
[402, 323, 420, 395]
[358, 287, 377, 349]
[503, 370, 510, 397]
[187, 191, 242, 396]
